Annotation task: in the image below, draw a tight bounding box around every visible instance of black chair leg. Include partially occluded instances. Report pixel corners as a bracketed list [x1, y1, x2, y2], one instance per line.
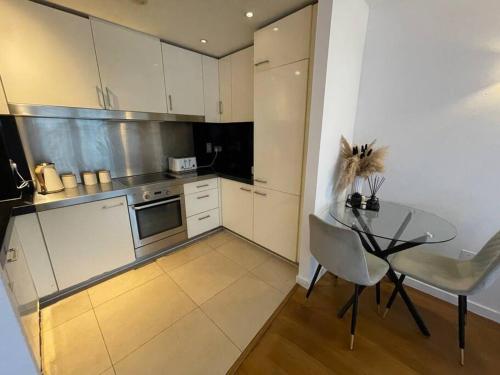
[375, 282, 381, 313]
[306, 264, 322, 298]
[458, 295, 467, 365]
[350, 284, 360, 350]
[383, 274, 405, 318]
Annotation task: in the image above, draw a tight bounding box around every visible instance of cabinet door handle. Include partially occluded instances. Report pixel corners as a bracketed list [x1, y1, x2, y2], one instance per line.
[197, 194, 210, 199]
[6, 248, 17, 263]
[102, 202, 124, 210]
[218, 101, 223, 114]
[198, 215, 211, 221]
[196, 184, 209, 188]
[254, 178, 267, 184]
[105, 87, 112, 108]
[254, 191, 267, 197]
[254, 59, 270, 66]
[168, 95, 173, 111]
[240, 187, 251, 192]
[96, 86, 105, 109]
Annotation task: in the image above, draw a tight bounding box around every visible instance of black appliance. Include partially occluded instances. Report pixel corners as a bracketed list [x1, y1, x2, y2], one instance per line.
[0, 116, 31, 201]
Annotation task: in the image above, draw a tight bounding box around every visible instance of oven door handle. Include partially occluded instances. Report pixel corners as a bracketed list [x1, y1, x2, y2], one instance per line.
[132, 197, 181, 211]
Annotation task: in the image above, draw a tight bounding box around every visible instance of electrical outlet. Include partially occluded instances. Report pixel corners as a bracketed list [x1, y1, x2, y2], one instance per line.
[459, 249, 475, 260]
[206, 142, 212, 153]
[214, 146, 222, 152]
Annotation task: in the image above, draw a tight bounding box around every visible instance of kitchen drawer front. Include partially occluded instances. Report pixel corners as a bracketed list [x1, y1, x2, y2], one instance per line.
[184, 178, 218, 195]
[187, 208, 220, 238]
[185, 188, 219, 217]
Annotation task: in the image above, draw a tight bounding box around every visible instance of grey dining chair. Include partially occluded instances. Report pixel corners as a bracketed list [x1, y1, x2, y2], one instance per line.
[386, 230, 500, 365]
[307, 214, 389, 349]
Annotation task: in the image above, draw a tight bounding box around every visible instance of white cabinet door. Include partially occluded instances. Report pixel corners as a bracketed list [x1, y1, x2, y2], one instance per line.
[230, 46, 254, 122]
[202, 56, 221, 122]
[0, 1, 103, 109]
[254, 6, 312, 72]
[219, 56, 232, 123]
[254, 60, 309, 195]
[253, 187, 299, 262]
[14, 214, 58, 298]
[162, 43, 204, 116]
[91, 18, 167, 113]
[220, 179, 253, 239]
[38, 196, 135, 290]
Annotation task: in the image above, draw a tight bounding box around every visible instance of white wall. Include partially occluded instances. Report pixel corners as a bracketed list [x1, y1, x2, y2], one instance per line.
[355, 0, 500, 321]
[298, 0, 369, 284]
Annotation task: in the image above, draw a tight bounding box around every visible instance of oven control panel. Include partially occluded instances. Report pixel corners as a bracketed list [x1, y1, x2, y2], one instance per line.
[126, 183, 183, 205]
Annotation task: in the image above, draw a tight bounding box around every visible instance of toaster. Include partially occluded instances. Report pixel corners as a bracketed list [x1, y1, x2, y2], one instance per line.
[168, 157, 197, 173]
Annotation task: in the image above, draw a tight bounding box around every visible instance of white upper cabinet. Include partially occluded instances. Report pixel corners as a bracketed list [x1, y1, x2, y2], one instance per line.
[162, 43, 204, 116]
[219, 56, 232, 123]
[91, 18, 167, 113]
[230, 46, 254, 122]
[0, 1, 103, 109]
[202, 56, 221, 122]
[254, 59, 309, 196]
[254, 6, 312, 72]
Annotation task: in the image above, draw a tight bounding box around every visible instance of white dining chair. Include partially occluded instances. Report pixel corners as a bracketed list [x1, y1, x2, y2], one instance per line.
[307, 214, 389, 349]
[387, 230, 500, 365]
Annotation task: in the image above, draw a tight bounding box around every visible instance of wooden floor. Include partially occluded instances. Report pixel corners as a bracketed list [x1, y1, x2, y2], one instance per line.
[235, 272, 499, 374]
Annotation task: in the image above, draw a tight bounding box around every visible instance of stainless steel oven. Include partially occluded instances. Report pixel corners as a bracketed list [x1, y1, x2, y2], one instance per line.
[126, 182, 187, 259]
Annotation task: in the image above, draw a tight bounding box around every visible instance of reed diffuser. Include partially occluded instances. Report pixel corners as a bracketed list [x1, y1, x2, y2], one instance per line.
[366, 175, 385, 211]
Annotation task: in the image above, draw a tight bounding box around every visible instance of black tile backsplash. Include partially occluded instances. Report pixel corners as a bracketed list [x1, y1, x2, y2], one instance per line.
[193, 122, 253, 181]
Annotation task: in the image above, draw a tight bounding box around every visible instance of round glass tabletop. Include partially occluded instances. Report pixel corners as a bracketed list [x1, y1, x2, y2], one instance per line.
[329, 200, 457, 244]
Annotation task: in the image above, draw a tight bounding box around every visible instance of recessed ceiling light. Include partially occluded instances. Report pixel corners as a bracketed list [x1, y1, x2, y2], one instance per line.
[294, 70, 301, 76]
[245, 11, 254, 18]
[200, 39, 207, 44]
[273, 27, 279, 31]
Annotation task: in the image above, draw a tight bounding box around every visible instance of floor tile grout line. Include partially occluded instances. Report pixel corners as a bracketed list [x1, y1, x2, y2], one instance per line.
[198, 306, 243, 354]
[110, 305, 199, 366]
[156, 246, 216, 274]
[41, 290, 94, 333]
[89, 293, 116, 374]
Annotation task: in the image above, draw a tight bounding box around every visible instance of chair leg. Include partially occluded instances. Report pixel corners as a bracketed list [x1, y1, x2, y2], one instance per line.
[383, 274, 405, 318]
[306, 264, 322, 299]
[458, 295, 467, 366]
[375, 282, 381, 314]
[350, 284, 360, 350]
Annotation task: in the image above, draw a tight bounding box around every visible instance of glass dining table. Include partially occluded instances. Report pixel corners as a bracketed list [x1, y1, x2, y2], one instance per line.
[328, 200, 457, 336]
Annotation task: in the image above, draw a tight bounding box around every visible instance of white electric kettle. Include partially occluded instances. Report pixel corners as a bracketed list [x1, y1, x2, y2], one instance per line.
[34, 162, 64, 194]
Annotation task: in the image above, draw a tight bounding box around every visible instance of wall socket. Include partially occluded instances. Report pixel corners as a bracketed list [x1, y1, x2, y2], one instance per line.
[214, 145, 222, 152]
[206, 142, 212, 153]
[459, 249, 475, 260]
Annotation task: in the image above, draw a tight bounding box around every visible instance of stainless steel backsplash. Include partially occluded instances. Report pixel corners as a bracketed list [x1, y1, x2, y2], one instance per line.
[16, 117, 194, 182]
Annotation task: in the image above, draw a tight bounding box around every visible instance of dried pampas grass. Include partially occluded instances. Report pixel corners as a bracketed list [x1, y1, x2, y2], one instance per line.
[336, 136, 388, 192]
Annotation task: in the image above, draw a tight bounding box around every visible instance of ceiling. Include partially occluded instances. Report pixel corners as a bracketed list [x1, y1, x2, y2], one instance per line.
[45, 0, 314, 57]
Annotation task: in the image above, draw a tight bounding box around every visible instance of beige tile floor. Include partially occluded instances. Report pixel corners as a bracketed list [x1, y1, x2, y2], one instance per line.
[41, 230, 297, 375]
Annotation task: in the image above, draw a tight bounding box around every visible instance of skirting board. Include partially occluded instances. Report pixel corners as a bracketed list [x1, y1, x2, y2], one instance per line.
[295, 274, 500, 324]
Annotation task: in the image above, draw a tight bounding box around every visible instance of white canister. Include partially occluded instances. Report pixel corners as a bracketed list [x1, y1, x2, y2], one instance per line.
[97, 169, 111, 184]
[82, 171, 98, 186]
[60, 173, 77, 189]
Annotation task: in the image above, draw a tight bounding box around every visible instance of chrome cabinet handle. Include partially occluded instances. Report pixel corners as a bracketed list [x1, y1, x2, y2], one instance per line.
[168, 95, 173, 111]
[96, 86, 105, 109]
[218, 101, 223, 114]
[254, 179, 267, 184]
[196, 184, 209, 188]
[240, 187, 251, 192]
[105, 87, 112, 108]
[6, 248, 17, 263]
[254, 191, 267, 197]
[197, 194, 210, 199]
[254, 59, 270, 66]
[102, 202, 124, 210]
[198, 215, 210, 221]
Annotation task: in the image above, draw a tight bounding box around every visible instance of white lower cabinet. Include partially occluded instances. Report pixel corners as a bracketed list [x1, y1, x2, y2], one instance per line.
[38, 196, 135, 290]
[253, 187, 300, 262]
[14, 214, 58, 297]
[187, 208, 220, 238]
[220, 178, 254, 240]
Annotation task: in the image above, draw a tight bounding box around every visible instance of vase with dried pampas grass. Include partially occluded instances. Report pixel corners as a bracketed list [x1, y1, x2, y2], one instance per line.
[336, 136, 388, 194]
